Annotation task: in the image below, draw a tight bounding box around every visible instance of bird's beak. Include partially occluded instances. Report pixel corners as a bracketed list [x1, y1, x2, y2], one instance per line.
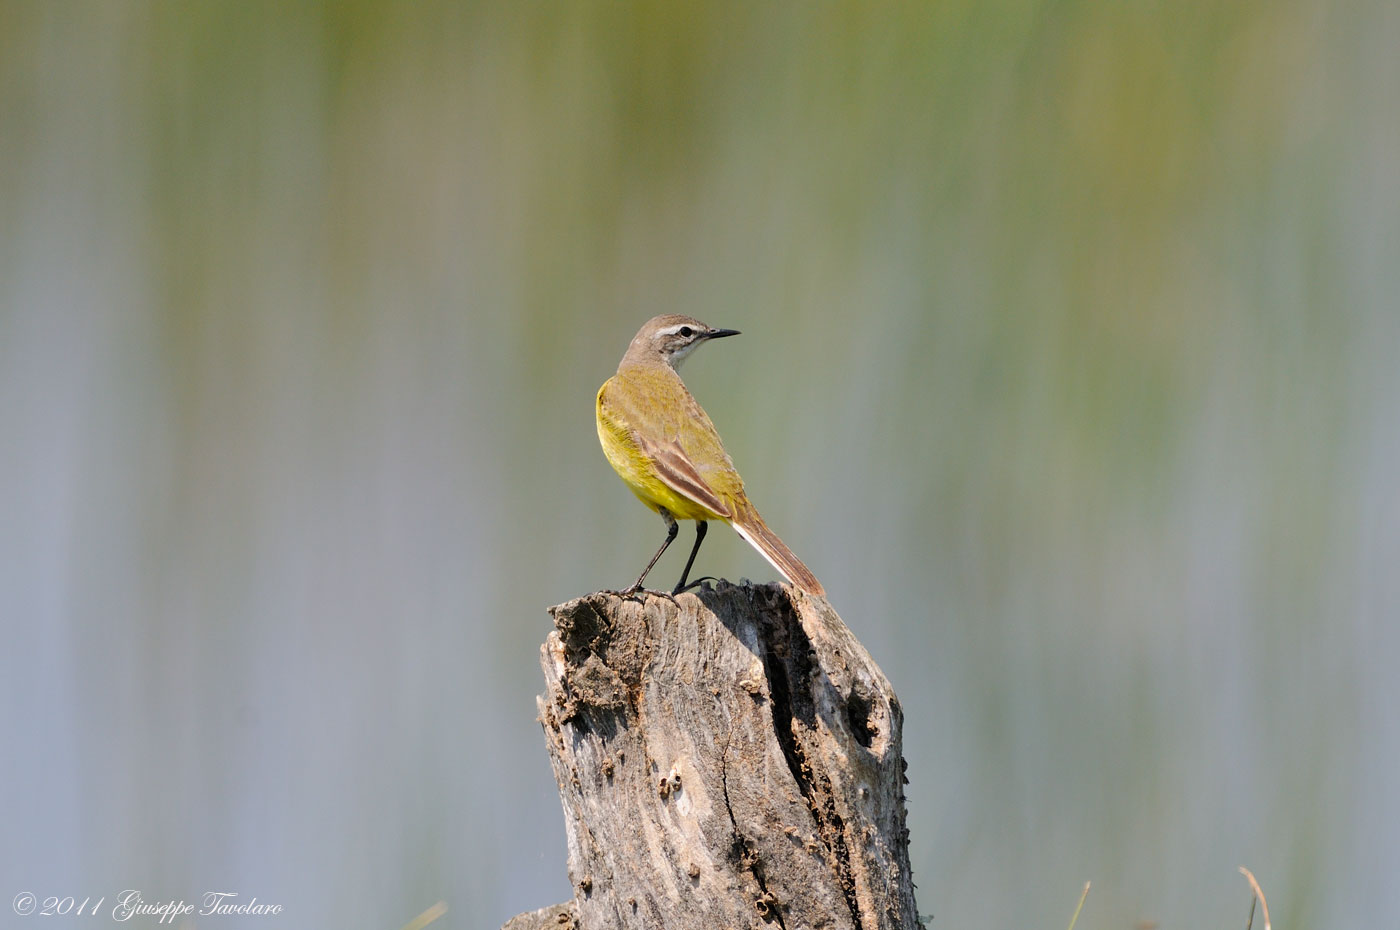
[706, 328, 741, 340]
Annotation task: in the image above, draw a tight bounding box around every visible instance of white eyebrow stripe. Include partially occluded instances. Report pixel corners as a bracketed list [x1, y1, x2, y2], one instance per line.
[656, 324, 697, 337]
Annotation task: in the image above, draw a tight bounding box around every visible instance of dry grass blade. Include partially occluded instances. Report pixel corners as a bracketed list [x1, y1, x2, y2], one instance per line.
[399, 900, 448, 930]
[1066, 881, 1091, 930]
[1238, 867, 1271, 930]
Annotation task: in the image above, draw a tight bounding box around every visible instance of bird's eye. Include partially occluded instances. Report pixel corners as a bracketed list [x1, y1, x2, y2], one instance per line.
[679, 326, 694, 338]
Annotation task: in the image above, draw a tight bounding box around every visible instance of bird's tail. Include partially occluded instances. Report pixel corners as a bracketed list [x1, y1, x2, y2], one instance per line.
[730, 503, 826, 598]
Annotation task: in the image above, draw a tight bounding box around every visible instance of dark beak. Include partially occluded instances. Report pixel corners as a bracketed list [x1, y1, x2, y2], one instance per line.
[706, 328, 741, 339]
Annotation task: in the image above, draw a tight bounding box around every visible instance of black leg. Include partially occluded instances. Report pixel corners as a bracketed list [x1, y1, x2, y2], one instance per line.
[623, 509, 678, 595]
[672, 521, 707, 594]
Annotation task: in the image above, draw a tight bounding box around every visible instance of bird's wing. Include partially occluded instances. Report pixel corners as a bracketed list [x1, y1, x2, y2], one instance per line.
[600, 369, 737, 521]
[635, 433, 734, 520]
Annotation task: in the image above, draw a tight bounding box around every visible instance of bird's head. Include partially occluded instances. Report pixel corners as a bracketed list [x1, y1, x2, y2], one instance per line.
[626, 314, 740, 370]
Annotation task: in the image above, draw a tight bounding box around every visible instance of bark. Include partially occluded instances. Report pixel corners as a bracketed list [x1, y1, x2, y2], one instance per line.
[500, 903, 577, 930]
[504, 583, 922, 930]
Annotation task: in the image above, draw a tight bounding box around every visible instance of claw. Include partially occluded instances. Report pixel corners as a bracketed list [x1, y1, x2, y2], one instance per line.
[672, 575, 719, 595]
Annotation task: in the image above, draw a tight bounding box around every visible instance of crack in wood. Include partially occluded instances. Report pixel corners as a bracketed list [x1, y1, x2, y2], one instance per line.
[759, 593, 864, 929]
[719, 734, 786, 928]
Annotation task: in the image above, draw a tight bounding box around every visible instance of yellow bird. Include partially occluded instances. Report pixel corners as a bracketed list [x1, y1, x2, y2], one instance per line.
[596, 314, 826, 597]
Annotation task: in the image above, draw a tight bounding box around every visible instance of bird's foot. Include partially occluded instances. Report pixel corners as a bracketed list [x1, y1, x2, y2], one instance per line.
[672, 576, 719, 594]
[607, 585, 676, 603]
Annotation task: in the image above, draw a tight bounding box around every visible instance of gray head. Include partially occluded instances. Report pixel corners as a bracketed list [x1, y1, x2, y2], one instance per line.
[623, 314, 741, 370]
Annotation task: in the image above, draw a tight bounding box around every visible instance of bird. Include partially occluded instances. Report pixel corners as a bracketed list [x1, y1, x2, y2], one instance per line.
[596, 314, 826, 598]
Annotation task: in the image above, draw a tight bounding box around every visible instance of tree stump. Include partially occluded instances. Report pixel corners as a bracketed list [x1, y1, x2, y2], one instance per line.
[505, 583, 923, 930]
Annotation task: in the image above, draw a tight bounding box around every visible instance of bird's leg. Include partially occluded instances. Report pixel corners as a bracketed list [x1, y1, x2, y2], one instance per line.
[622, 509, 678, 596]
[672, 521, 708, 594]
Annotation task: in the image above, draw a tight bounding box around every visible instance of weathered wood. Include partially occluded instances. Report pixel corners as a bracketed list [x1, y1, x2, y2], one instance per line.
[500, 903, 576, 930]
[505, 583, 922, 930]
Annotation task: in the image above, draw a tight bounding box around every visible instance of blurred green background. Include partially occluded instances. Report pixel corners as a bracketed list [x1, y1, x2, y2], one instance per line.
[4, 2, 1397, 927]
